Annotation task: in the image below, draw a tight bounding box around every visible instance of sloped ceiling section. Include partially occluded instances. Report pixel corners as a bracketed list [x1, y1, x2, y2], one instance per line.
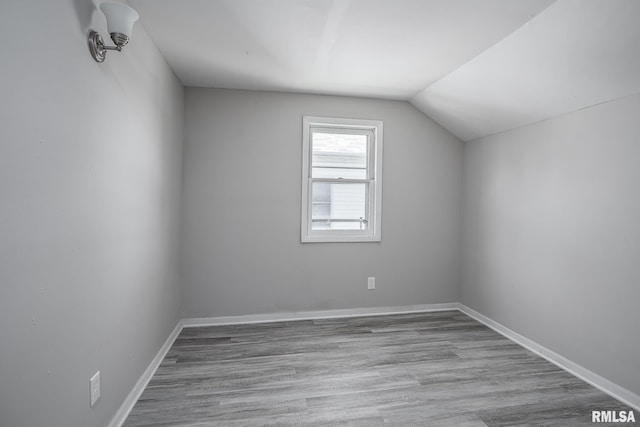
[130, 0, 554, 99]
[410, 0, 640, 141]
[131, 0, 640, 141]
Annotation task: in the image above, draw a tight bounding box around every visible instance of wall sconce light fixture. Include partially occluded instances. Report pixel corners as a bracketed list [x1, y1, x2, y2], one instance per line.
[88, 1, 139, 63]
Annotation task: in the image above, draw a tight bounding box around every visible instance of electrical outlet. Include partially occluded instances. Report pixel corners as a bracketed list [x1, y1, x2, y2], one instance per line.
[90, 371, 101, 407]
[367, 277, 375, 290]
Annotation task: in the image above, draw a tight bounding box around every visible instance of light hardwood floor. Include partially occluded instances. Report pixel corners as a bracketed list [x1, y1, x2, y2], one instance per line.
[123, 311, 637, 426]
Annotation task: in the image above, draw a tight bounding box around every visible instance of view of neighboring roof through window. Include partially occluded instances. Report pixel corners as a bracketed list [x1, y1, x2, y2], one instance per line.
[312, 132, 367, 179]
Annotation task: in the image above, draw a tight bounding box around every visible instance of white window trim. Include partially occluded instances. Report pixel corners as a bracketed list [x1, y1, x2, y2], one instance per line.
[301, 116, 383, 243]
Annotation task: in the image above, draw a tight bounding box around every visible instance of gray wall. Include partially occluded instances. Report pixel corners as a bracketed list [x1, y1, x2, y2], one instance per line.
[0, 1, 184, 426]
[182, 88, 463, 317]
[461, 93, 640, 395]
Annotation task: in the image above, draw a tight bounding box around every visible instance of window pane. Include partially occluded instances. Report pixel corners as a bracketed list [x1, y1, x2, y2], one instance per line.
[311, 181, 331, 221]
[311, 182, 367, 230]
[311, 132, 367, 179]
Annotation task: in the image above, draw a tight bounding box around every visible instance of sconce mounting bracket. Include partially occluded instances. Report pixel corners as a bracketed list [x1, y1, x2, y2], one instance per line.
[88, 30, 107, 63]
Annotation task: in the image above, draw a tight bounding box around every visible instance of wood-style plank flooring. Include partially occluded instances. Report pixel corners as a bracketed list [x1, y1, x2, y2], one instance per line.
[123, 311, 637, 426]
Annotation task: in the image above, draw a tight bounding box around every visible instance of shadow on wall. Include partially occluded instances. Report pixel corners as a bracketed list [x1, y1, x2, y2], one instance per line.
[72, 0, 96, 37]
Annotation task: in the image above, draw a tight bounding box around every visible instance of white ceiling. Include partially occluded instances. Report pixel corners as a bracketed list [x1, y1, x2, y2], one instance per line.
[130, 0, 640, 141]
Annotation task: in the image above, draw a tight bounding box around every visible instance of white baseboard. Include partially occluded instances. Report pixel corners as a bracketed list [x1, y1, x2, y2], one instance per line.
[458, 303, 640, 411]
[181, 303, 459, 327]
[108, 320, 183, 427]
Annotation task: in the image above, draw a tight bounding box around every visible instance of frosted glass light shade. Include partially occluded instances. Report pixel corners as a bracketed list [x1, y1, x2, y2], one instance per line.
[100, 2, 139, 38]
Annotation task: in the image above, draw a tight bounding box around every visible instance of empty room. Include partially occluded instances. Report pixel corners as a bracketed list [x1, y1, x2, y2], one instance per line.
[1, 0, 639, 426]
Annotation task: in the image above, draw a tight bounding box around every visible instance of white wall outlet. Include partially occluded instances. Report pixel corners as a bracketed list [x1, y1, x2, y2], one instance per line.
[89, 371, 101, 407]
[367, 277, 375, 290]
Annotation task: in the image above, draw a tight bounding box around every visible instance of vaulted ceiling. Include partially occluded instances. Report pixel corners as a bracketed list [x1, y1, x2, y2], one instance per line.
[130, 0, 640, 141]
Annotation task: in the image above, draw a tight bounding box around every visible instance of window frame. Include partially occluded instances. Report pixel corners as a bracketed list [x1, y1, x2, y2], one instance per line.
[301, 116, 383, 243]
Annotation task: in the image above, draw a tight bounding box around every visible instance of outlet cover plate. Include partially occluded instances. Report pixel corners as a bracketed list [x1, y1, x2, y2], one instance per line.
[90, 371, 101, 407]
[368, 277, 375, 290]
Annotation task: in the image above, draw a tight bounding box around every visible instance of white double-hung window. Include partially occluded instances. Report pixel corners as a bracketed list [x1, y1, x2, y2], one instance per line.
[301, 116, 383, 242]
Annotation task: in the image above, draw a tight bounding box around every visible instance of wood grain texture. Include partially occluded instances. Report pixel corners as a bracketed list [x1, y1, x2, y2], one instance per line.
[123, 311, 637, 426]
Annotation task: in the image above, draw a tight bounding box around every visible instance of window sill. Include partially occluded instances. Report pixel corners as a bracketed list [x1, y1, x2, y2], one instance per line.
[301, 234, 381, 243]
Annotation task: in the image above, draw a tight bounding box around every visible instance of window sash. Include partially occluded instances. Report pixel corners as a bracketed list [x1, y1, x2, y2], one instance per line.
[310, 127, 374, 181]
[309, 180, 372, 232]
